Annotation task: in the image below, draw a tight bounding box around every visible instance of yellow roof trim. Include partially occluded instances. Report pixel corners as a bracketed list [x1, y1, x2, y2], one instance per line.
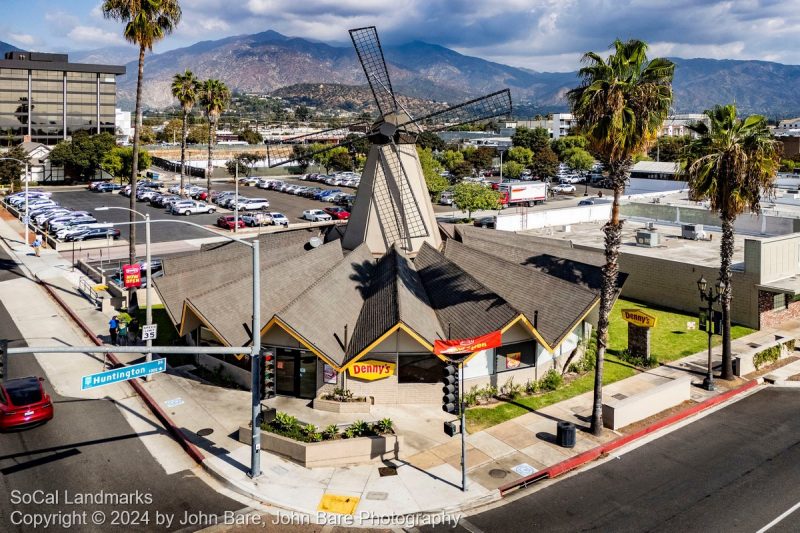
[397, 323, 434, 351]
[340, 324, 401, 372]
[261, 316, 342, 371]
[178, 301, 232, 347]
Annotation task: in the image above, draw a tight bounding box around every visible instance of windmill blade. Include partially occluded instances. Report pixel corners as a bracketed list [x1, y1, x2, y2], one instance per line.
[350, 26, 397, 116]
[399, 89, 512, 131]
[374, 143, 430, 248]
[266, 134, 367, 168]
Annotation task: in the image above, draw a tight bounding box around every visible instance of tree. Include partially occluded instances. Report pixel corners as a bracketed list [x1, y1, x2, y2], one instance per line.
[238, 128, 262, 145]
[417, 131, 446, 151]
[156, 118, 183, 143]
[506, 146, 534, 167]
[291, 144, 314, 172]
[103, 0, 181, 264]
[171, 69, 200, 196]
[552, 135, 589, 160]
[49, 131, 116, 179]
[328, 148, 352, 172]
[530, 146, 559, 179]
[344, 133, 369, 155]
[678, 104, 779, 380]
[294, 105, 312, 121]
[226, 152, 261, 177]
[452, 182, 501, 219]
[417, 147, 448, 199]
[451, 161, 474, 179]
[464, 146, 495, 173]
[102, 146, 151, 182]
[565, 147, 595, 173]
[199, 78, 231, 193]
[781, 159, 795, 173]
[648, 134, 691, 162]
[439, 149, 465, 172]
[186, 123, 209, 145]
[138, 125, 156, 144]
[512, 126, 550, 152]
[568, 39, 675, 435]
[503, 160, 524, 180]
[0, 145, 29, 191]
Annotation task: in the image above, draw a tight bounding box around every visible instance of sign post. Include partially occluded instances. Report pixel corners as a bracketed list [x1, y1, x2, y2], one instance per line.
[621, 309, 657, 363]
[141, 324, 157, 341]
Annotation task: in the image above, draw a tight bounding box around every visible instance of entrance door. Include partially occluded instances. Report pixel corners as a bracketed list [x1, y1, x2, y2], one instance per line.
[298, 354, 317, 399]
[276, 353, 296, 396]
[274, 348, 317, 399]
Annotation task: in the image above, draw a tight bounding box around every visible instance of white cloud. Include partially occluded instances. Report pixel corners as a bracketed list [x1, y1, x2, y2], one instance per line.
[8, 32, 37, 46]
[67, 26, 125, 46]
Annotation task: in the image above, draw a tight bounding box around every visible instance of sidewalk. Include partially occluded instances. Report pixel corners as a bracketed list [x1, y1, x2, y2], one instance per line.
[2, 210, 800, 524]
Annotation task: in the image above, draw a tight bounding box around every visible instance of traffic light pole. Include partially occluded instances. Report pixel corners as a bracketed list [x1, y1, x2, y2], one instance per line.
[460, 361, 466, 492]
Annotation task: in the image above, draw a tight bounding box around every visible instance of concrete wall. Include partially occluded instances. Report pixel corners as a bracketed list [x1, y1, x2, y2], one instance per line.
[602, 376, 691, 430]
[748, 233, 800, 282]
[621, 203, 798, 236]
[496, 204, 611, 231]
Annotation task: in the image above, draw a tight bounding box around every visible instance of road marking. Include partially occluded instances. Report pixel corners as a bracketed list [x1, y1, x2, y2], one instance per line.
[460, 518, 486, 533]
[756, 500, 800, 532]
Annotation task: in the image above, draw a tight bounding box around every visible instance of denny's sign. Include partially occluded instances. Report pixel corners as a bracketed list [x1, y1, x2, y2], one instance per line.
[348, 360, 396, 381]
[621, 309, 657, 328]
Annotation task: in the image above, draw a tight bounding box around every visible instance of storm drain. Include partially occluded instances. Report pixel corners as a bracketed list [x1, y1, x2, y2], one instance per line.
[489, 469, 509, 479]
[196, 428, 214, 437]
[378, 466, 397, 477]
[612, 393, 628, 400]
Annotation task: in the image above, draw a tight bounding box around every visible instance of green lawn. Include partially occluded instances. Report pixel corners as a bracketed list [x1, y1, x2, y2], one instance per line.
[464, 297, 755, 432]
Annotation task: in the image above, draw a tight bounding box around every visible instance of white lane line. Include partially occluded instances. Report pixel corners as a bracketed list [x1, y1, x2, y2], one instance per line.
[756, 500, 800, 533]
[460, 518, 486, 533]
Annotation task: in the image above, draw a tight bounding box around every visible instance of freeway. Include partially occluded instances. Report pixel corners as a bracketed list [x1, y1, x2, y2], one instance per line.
[0, 246, 242, 532]
[425, 387, 800, 533]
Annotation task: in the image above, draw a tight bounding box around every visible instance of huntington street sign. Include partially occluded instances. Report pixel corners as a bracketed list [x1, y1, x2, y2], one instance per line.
[81, 358, 166, 390]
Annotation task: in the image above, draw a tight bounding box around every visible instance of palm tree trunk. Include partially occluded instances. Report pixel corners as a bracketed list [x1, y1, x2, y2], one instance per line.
[180, 108, 187, 197]
[590, 162, 627, 436]
[206, 118, 214, 195]
[129, 45, 145, 266]
[719, 215, 735, 379]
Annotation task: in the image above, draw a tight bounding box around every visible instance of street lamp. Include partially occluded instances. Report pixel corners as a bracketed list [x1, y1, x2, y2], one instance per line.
[96, 206, 153, 378]
[697, 276, 724, 391]
[0, 157, 30, 247]
[234, 160, 239, 234]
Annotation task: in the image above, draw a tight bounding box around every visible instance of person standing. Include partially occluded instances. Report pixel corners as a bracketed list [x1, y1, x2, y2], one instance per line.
[108, 316, 119, 345]
[32, 234, 42, 257]
[118, 320, 129, 346]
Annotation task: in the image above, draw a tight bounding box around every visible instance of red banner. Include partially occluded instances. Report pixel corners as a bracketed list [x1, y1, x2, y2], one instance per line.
[122, 264, 142, 288]
[434, 330, 502, 356]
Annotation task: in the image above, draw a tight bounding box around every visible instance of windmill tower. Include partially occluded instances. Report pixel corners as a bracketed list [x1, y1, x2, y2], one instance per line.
[268, 26, 512, 257]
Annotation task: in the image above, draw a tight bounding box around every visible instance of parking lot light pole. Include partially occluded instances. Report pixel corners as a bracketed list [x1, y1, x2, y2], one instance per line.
[697, 276, 724, 391]
[234, 161, 239, 234]
[96, 206, 153, 380]
[1, 158, 29, 246]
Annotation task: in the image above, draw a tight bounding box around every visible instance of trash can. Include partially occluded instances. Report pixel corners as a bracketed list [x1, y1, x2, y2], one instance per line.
[556, 421, 576, 448]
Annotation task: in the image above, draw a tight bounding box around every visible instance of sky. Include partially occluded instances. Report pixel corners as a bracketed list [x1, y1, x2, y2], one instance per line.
[2, 0, 800, 71]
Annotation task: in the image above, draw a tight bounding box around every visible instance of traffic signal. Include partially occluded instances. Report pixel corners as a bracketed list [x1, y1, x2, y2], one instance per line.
[260, 350, 276, 400]
[442, 362, 459, 415]
[0, 340, 7, 382]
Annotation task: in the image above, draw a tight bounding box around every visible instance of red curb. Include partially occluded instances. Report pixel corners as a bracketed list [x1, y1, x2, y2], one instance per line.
[37, 277, 206, 465]
[498, 379, 760, 496]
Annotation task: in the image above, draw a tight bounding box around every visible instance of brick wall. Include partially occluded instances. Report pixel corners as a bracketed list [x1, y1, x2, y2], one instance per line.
[759, 292, 800, 328]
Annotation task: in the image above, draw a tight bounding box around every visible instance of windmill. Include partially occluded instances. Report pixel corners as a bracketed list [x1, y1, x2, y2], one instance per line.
[268, 26, 512, 256]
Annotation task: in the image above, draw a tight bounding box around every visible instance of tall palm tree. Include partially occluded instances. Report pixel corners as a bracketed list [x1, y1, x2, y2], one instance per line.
[171, 69, 199, 197]
[199, 79, 231, 194]
[103, 0, 181, 264]
[679, 104, 780, 379]
[567, 40, 674, 435]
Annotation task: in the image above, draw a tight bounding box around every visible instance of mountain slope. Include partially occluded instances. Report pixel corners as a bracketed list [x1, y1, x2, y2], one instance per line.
[0, 40, 21, 56]
[107, 29, 800, 117]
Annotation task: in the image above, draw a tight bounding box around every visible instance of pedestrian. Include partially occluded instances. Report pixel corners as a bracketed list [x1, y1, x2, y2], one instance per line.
[32, 234, 42, 257]
[108, 315, 119, 345]
[118, 320, 129, 346]
[129, 316, 140, 345]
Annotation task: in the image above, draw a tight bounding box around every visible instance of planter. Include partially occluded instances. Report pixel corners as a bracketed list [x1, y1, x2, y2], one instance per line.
[238, 426, 402, 468]
[313, 396, 371, 414]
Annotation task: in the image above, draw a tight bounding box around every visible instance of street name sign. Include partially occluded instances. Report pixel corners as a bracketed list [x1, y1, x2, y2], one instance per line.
[142, 324, 157, 341]
[81, 358, 166, 390]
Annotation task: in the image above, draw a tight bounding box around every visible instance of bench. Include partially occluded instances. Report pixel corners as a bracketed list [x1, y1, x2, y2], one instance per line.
[602, 376, 692, 430]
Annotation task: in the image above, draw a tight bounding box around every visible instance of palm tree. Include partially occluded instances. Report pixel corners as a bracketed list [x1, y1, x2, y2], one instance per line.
[103, 0, 181, 264]
[171, 69, 199, 197]
[567, 40, 674, 435]
[679, 104, 780, 379]
[199, 79, 231, 194]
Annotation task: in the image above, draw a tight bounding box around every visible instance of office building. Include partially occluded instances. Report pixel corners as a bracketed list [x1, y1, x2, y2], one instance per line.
[0, 51, 125, 146]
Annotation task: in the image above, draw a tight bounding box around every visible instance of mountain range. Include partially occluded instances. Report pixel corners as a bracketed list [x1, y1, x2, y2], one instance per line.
[5, 31, 800, 118]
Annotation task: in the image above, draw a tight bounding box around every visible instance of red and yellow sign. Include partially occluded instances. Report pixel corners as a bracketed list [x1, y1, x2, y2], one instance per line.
[348, 360, 395, 381]
[122, 264, 142, 288]
[621, 309, 657, 328]
[434, 330, 502, 356]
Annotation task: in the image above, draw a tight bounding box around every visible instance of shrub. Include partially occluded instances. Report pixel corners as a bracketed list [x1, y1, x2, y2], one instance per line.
[524, 379, 540, 394]
[478, 385, 498, 403]
[272, 412, 299, 432]
[754, 344, 781, 370]
[463, 385, 480, 407]
[540, 369, 564, 391]
[500, 377, 523, 400]
[322, 424, 339, 440]
[321, 387, 357, 402]
[302, 423, 322, 442]
[618, 349, 659, 369]
[373, 418, 393, 434]
[343, 419, 369, 439]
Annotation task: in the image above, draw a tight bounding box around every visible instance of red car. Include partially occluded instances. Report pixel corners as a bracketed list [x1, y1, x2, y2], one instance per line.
[0, 376, 54, 430]
[323, 206, 350, 220]
[217, 215, 245, 230]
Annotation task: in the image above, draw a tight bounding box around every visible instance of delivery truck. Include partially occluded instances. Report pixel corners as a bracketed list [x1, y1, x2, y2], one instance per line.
[493, 181, 548, 207]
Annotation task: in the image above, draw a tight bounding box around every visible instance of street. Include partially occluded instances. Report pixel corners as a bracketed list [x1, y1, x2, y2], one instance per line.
[0, 246, 243, 532]
[427, 387, 800, 533]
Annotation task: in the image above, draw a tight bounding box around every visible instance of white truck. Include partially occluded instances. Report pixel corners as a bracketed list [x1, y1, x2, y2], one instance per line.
[494, 181, 548, 208]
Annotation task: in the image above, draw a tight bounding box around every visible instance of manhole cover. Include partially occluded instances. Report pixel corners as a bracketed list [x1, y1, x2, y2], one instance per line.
[365, 491, 388, 501]
[488, 469, 508, 479]
[612, 393, 628, 400]
[196, 428, 214, 437]
[378, 466, 397, 477]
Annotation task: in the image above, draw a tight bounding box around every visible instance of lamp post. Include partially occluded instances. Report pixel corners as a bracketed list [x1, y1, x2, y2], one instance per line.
[498, 147, 506, 185]
[96, 206, 153, 378]
[697, 276, 724, 391]
[234, 160, 239, 234]
[1, 157, 30, 246]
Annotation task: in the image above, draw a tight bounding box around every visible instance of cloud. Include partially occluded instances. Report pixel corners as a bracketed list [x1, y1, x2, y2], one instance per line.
[8, 32, 38, 46]
[67, 26, 125, 46]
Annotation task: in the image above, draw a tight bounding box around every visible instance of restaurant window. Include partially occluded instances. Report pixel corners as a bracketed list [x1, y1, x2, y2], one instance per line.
[398, 354, 443, 383]
[495, 341, 536, 373]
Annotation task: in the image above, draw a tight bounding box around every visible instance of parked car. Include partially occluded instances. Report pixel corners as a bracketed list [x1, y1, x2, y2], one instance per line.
[171, 200, 215, 215]
[35, 209, 70, 225]
[64, 227, 121, 242]
[323, 206, 350, 220]
[552, 183, 577, 194]
[216, 215, 245, 230]
[302, 209, 333, 222]
[241, 212, 273, 227]
[0, 376, 54, 430]
[136, 189, 159, 202]
[267, 212, 289, 227]
[235, 198, 270, 211]
[95, 182, 123, 192]
[49, 215, 97, 232]
[238, 177, 259, 186]
[473, 216, 496, 229]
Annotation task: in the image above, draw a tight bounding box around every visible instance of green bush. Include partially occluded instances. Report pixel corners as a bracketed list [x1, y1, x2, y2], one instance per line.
[321, 387, 359, 402]
[464, 385, 480, 407]
[343, 419, 369, 439]
[322, 424, 339, 440]
[500, 377, 523, 400]
[302, 423, 322, 442]
[373, 418, 393, 434]
[754, 344, 781, 370]
[524, 379, 540, 394]
[540, 369, 564, 391]
[479, 385, 498, 403]
[618, 349, 659, 369]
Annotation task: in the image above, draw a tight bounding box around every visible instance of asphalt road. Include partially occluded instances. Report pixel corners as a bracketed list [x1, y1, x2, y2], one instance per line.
[425, 388, 800, 533]
[0, 247, 242, 532]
